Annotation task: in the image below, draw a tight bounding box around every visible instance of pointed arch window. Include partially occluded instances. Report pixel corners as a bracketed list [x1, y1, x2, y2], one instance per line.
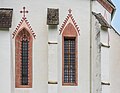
[15, 28, 32, 88]
[64, 37, 76, 84]
[62, 23, 78, 86]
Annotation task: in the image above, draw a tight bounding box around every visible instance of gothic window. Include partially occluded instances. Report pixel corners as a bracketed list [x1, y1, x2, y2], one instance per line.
[21, 38, 29, 85]
[64, 37, 76, 84]
[15, 28, 32, 88]
[62, 23, 78, 86]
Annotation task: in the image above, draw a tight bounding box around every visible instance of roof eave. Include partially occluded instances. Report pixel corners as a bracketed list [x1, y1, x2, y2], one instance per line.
[107, 0, 116, 19]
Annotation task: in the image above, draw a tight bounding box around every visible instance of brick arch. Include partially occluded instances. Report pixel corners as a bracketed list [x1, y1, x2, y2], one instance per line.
[15, 28, 32, 88]
[62, 23, 78, 37]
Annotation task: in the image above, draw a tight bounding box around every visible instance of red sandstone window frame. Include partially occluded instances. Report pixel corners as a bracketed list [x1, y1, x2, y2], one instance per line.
[62, 23, 78, 86]
[15, 28, 32, 88]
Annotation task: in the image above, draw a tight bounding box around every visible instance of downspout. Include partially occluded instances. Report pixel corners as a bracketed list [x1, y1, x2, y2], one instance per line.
[90, 0, 92, 93]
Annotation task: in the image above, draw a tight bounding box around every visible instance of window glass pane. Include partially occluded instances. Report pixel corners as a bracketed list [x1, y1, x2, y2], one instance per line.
[64, 38, 76, 83]
[21, 39, 29, 85]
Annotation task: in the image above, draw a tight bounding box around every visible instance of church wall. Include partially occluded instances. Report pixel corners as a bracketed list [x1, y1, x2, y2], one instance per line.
[91, 15, 102, 93]
[92, 1, 113, 93]
[0, 30, 11, 93]
[92, 1, 111, 23]
[100, 29, 109, 46]
[91, 11, 112, 93]
[48, 26, 58, 93]
[109, 28, 120, 93]
[55, 1, 91, 93]
[101, 47, 110, 93]
[100, 28, 110, 93]
[0, 0, 91, 93]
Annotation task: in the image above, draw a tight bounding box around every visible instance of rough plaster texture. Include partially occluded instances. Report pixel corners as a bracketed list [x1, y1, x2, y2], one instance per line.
[109, 29, 120, 93]
[0, 30, 11, 93]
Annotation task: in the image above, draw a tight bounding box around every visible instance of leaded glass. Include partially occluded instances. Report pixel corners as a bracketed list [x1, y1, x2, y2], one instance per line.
[21, 39, 29, 85]
[64, 38, 76, 83]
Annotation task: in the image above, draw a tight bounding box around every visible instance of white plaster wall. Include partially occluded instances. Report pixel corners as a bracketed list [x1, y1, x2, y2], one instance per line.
[101, 47, 110, 82]
[92, 1, 113, 93]
[101, 47, 110, 93]
[92, 1, 111, 23]
[58, 1, 91, 93]
[109, 29, 120, 93]
[91, 16, 101, 93]
[0, 0, 91, 93]
[48, 26, 58, 93]
[101, 29, 110, 93]
[101, 29, 109, 46]
[102, 86, 110, 93]
[92, 12, 111, 93]
[0, 30, 11, 93]
[100, 29, 110, 93]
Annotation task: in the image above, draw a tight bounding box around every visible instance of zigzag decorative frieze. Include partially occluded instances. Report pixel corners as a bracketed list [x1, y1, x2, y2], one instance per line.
[59, 9, 80, 35]
[12, 7, 36, 39]
[12, 17, 36, 39]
